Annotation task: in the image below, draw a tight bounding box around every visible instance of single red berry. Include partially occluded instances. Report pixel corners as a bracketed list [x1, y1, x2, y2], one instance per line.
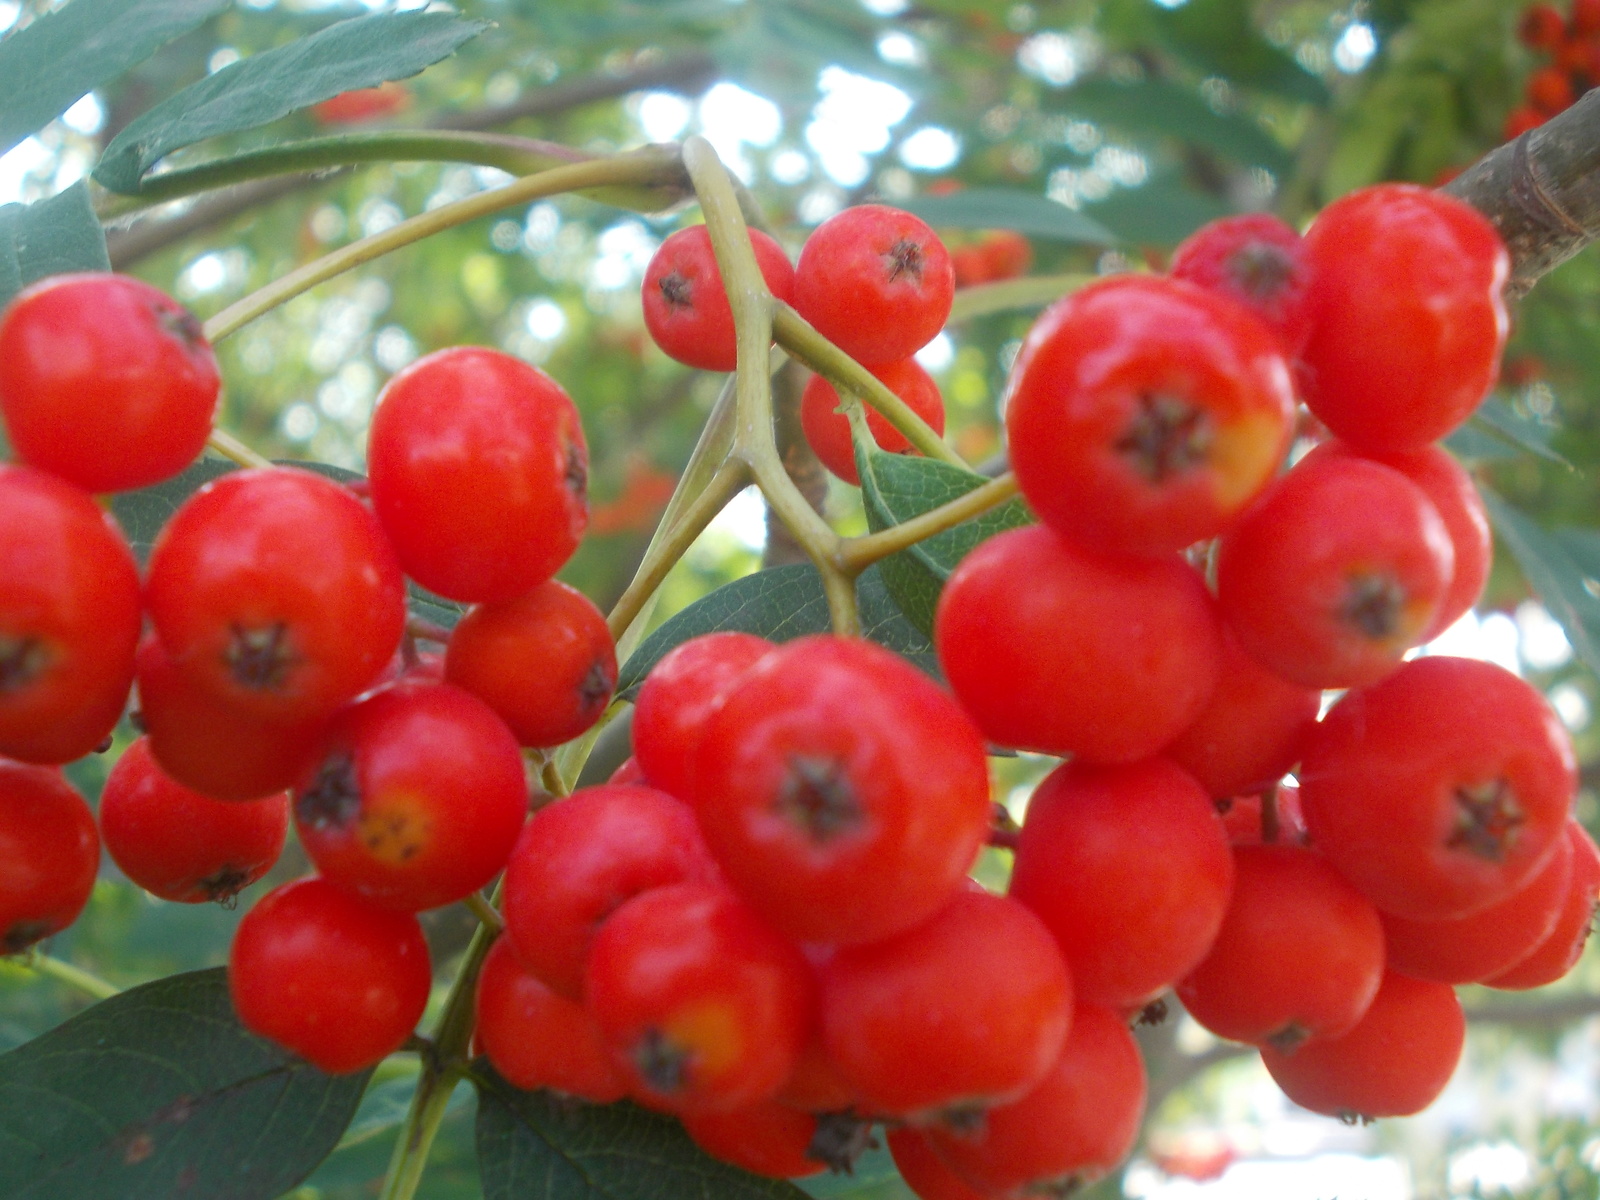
[229, 877, 431, 1074]
[445, 580, 616, 748]
[473, 936, 628, 1102]
[800, 358, 947, 486]
[101, 738, 289, 904]
[1169, 214, 1315, 356]
[368, 346, 589, 603]
[0, 759, 99, 953]
[1485, 820, 1600, 989]
[0, 273, 219, 493]
[585, 882, 815, 1114]
[1519, 3, 1567, 47]
[979, 230, 1033, 281]
[936, 525, 1222, 763]
[1260, 970, 1464, 1121]
[690, 635, 992, 946]
[1299, 184, 1509, 452]
[294, 682, 529, 912]
[1527, 64, 1577, 112]
[312, 81, 410, 125]
[0, 465, 141, 764]
[1503, 105, 1546, 140]
[641, 225, 795, 371]
[793, 205, 954, 365]
[1005, 274, 1295, 557]
[888, 1129, 992, 1200]
[501, 783, 719, 999]
[774, 1031, 861, 1114]
[145, 467, 406, 725]
[1572, 0, 1600, 36]
[681, 1100, 828, 1178]
[1299, 656, 1575, 920]
[1009, 759, 1234, 1010]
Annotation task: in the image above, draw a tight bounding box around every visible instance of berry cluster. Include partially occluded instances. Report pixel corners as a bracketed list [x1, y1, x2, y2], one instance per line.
[1508, 0, 1600, 137]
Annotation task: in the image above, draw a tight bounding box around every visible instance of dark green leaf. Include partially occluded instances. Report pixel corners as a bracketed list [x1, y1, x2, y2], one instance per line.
[1052, 79, 1292, 174]
[474, 1068, 810, 1200]
[1148, 0, 1329, 103]
[1079, 170, 1232, 247]
[1467, 396, 1573, 469]
[615, 564, 934, 698]
[94, 11, 490, 193]
[0, 184, 110, 308]
[110, 458, 238, 567]
[857, 449, 1032, 638]
[1482, 490, 1600, 678]
[0, 968, 369, 1200]
[0, 0, 229, 159]
[898, 188, 1115, 245]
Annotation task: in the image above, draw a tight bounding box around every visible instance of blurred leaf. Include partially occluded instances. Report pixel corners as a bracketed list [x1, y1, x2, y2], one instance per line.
[899, 188, 1115, 244]
[856, 449, 1032, 637]
[1482, 490, 1600, 678]
[0, 184, 111, 309]
[1443, 422, 1522, 462]
[0, 0, 229, 159]
[1148, 0, 1328, 103]
[615, 564, 935, 698]
[0, 968, 369, 1200]
[1080, 170, 1232, 247]
[475, 1068, 809, 1200]
[95, 11, 490, 193]
[1469, 396, 1573, 469]
[1053, 78, 1293, 174]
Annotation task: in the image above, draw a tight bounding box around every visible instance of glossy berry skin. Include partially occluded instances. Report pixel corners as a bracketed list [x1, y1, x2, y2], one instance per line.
[294, 681, 529, 912]
[1260, 970, 1464, 1121]
[0, 759, 99, 953]
[690, 635, 992, 946]
[926, 1003, 1146, 1198]
[501, 783, 719, 998]
[473, 936, 627, 1102]
[800, 358, 947, 486]
[1486, 821, 1600, 989]
[445, 580, 616, 749]
[1010, 758, 1234, 1010]
[368, 346, 589, 603]
[0, 465, 142, 764]
[229, 877, 431, 1074]
[1177, 845, 1385, 1050]
[1169, 214, 1315, 356]
[641, 226, 795, 371]
[820, 888, 1073, 1121]
[681, 1101, 825, 1179]
[1005, 274, 1294, 557]
[1299, 656, 1575, 920]
[1299, 184, 1509, 452]
[101, 738, 289, 904]
[631, 632, 775, 804]
[888, 1129, 991, 1200]
[793, 205, 954, 365]
[584, 882, 814, 1115]
[936, 525, 1222, 762]
[1216, 453, 1454, 689]
[0, 273, 219, 493]
[145, 467, 406, 724]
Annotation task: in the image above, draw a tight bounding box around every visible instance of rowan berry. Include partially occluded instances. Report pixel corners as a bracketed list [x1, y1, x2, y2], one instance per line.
[887, 1129, 991, 1200]
[1169, 214, 1315, 356]
[1485, 821, 1600, 989]
[641, 225, 795, 371]
[800, 358, 946, 486]
[1520, 3, 1567, 47]
[0, 759, 99, 953]
[1528, 64, 1577, 113]
[680, 1101, 827, 1178]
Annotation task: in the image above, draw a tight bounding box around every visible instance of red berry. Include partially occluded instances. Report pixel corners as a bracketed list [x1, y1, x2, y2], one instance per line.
[0, 758, 99, 953]
[0, 273, 219, 493]
[1503, 105, 1546, 140]
[229, 877, 431, 1074]
[1527, 64, 1577, 113]
[1519, 4, 1567, 47]
[888, 1129, 992, 1200]
[312, 81, 410, 125]
[800, 358, 947, 486]
[1005, 274, 1294, 557]
[1169, 214, 1315, 356]
[1485, 820, 1600, 989]
[1572, 0, 1600, 36]
[368, 346, 589, 603]
[101, 738, 288, 904]
[793, 205, 954, 365]
[641, 225, 795, 371]
[680, 1100, 827, 1178]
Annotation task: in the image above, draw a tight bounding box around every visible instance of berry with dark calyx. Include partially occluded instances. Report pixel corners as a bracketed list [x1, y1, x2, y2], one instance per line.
[800, 358, 947, 486]
[1004, 273, 1295, 558]
[1485, 820, 1600, 989]
[793, 205, 954, 365]
[1170, 214, 1315, 356]
[101, 738, 289, 904]
[641, 225, 795, 371]
[690, 635, 992, 946]
[0, 465, 142, 765]
[368, 346, 589, 603]
[1299, 656, 1575, 920]
[445, 579, 616, 749]
[0, 759, 99, 954]
[294, 681, 529, 912]
[145, 466, 406, 725]
[680, 1100, 829, 1178]
[0, 273, 220, 493]
[228, 877, 431, 1074]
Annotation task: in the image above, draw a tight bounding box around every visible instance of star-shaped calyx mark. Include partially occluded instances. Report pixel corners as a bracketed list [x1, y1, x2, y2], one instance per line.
[776, 756, 864, 843]
[883, 238, 926, 284]
[0, 634, 46, 692]
[226, 621, 296, 691]
[1447, 777, 1525, 862]
[1339, 572, 1406, 640]
[634, 1028, 691, 1095]
[1228, 242, 1296, 304]
[658, 271, 693, 310]
[1115, 394, 1213, 483]
[296, 751, 361, 831]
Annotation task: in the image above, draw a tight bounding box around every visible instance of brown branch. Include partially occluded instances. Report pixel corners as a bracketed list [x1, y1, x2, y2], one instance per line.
[1446, 87, 1600, 299]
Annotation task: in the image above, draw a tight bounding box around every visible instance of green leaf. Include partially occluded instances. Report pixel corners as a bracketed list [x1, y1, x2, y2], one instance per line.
[1079, 170, 1232, 247]
[474, 1068, 810, 1200]
[0, 184, 111, 309]
[1482, 490, 1600, 678]
[94, 11, 490, 193]
[1052, 78, 1293, 174]
[0, 968, 370, 1200]
[1148, 0, 1329, 104]
[856, 450, 1032, 638]
[1467, 396, 1573, 470]
[898, 188, 1115, 245]
[615, 564, 935, 698]
[0, 0, 229, 159]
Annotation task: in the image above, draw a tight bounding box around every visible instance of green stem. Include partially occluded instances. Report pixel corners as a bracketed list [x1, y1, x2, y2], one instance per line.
[840, 470, 1022, 574]
[205, 427, 273, 469]
[946, 273, 1094, 323]
[24, 952, 121, 1001]
[201, 147, 685, 343]
[462, 891, 503, 933]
